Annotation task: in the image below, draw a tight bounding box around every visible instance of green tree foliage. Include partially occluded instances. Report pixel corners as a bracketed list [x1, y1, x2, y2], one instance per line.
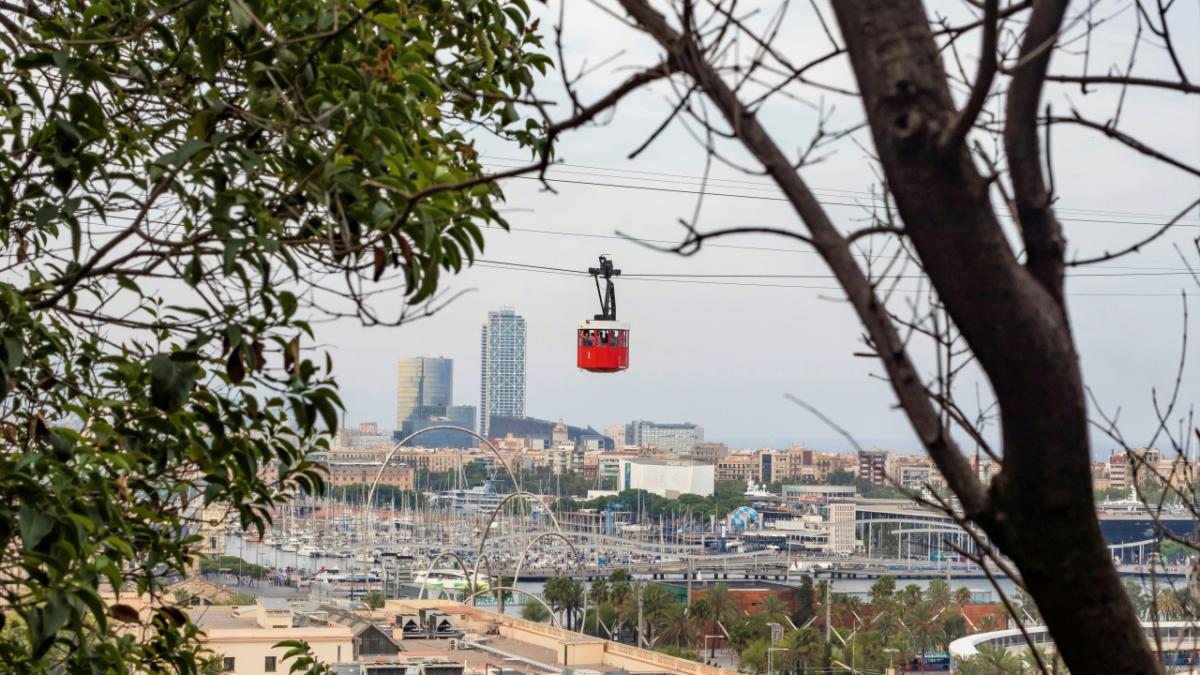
[363, 591, 385, 610]
[655, 602, 697, 649]
[954, 643, 1028, 675]
[755, 595, 790, 624]
[791, 575, 815, 627]
[737, 637, 770, 673]
[0, 0, 548, 671]
[331, 484, 424, 507]
[781, 626, 824, 671]
[519, 600, 551, 624]
[555, 484, 750, 522]
[726, 614, 770, 653]
[199, 555, 269, 579]
[692, 582, 738, 632]
[543, 576, 584, 631]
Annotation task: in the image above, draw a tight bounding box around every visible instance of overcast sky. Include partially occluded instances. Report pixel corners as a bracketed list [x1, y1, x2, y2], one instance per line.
[319, 1, 1200, 454]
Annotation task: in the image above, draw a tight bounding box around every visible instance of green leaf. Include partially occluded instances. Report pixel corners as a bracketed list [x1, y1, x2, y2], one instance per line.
[160, 139, 210, 167]
[19, 503, 53, 551]
[148, 353, 196, 412]
[182, 0, 213, 29]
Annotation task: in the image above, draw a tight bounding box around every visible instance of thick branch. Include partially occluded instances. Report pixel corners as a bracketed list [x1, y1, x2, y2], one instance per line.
[1004, 0, 1070, 307]
[940, 0, 998, 150]
[615, 0, 988, 518]
[833, 1, 1156, 671]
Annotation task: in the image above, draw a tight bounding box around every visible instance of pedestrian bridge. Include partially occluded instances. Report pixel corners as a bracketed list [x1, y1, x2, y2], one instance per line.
[949, 621, 1200, 669]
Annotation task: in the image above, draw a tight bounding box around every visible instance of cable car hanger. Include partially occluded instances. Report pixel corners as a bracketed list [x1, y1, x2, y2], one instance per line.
[590, 255, 621, 320]
[577, 255, 630, 374]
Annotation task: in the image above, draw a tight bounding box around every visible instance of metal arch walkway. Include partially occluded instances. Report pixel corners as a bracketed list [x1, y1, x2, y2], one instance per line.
[478, 531, 781, 561]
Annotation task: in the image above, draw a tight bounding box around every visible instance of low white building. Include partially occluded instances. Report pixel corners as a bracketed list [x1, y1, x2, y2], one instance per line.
[618, 457, 714, 497]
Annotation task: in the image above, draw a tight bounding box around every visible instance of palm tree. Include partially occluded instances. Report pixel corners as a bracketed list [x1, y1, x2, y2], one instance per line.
[687, 595, 714, 653]
[975, 612, 1003, 632]
[925, 579, 951, 613]
[521, 600, 551, 624]
[812, 580, 832, 631]
[1152, 587, 1187, 620]
[609, 570, 632, 607]
[492, 575, 514, 613]
[738, 637, 771, 673]
[590, 578, 611, 606]
[757, 595, 790, 624]
[954, 586, 973, 609]
[704, 583, 739, 631]
[783, 627, 823, 671]
[727, 614, 769, 654]
[655, 602, 699, 649]
[898, 584, 924, 609]
[955, 643, 1026, 675]
[587, 578, 612, 635]
[869, 576, 897, 606]
[544, 577, 584, 630]
[639, 583, 679, 645]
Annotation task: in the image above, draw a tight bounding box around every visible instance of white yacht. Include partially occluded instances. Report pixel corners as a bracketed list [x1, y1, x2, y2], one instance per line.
[298, 544, 324, 558]
[412, 569, 490, 591]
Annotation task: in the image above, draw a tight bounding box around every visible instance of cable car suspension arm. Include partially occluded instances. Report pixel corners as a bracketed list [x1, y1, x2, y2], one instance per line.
[588, 255, 621, 320]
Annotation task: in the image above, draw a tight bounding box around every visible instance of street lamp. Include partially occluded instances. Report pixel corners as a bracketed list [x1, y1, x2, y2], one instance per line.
[704, 634, 724, 661]
[883, 647, 900, 675]
[766, 622, 786, 675]
[767, 647, 789, 675]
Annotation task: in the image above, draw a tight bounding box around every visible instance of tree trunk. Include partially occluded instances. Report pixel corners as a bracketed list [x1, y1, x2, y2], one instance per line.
[613, 0, 1158, 669]
[830, 1, 1156, 672]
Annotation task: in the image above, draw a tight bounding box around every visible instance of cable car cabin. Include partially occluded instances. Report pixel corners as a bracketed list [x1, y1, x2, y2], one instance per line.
[577, 320, 629, 373]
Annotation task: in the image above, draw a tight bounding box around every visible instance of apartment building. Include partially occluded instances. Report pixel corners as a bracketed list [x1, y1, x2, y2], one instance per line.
[715, 452, 756, 482]
[324, 461, 414, 490]
[857, 449, 892, 485]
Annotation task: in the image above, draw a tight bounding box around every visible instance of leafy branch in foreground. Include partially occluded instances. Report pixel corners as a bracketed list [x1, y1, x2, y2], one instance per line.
[0, 0, 549, 671]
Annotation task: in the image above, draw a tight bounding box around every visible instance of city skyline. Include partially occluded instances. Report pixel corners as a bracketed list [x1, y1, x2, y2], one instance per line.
[310, 0, 1198, 457]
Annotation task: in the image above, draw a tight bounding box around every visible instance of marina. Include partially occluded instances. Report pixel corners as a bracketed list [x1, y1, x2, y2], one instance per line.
[208, 483, 1194, 608]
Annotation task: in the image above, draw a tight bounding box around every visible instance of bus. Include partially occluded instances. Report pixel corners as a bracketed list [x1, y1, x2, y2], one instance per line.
[900, 652, 951, 672]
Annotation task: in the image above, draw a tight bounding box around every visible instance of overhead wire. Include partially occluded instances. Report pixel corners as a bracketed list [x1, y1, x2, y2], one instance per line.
[471, 259, 1192, 297]
[482, 155, 1200, 224]
[491, 169, 1200, 229]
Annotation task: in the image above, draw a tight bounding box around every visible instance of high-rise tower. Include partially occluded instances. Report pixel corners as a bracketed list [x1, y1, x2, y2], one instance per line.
[480, 307, 526, 437]
[395, 357, 453, 429]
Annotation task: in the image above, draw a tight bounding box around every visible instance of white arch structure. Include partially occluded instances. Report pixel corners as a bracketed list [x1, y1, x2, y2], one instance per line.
[510, 530, 583, 588]
[365, 425, 519, 513]
[469, 490, 565, 593]
[361, 425, 523, 583]
[460, 586, 563, 629]
[361, 425, 582, 610]
[417, 550, 475, 600]
[506, 530, 590, 627]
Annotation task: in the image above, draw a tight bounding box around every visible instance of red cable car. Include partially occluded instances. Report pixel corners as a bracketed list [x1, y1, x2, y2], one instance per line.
[577, 255, 629, 373]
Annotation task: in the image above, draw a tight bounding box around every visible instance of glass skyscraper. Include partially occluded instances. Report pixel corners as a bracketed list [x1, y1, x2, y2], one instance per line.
[625, 420, 704, 454]
[395, 357, 453, 429]
[480, 307, 526, 437]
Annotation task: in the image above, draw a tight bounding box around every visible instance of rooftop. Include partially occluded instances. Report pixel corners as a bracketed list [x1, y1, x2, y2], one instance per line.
[621, 457, 710, 467]
[382, 599, 738, 675]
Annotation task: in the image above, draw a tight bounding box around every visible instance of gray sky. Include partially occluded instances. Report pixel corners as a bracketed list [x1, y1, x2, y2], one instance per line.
[320, 1, 1200, 454]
